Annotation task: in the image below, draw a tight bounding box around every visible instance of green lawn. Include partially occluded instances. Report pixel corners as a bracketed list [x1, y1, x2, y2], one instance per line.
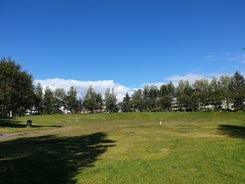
[0, 112, 244, 184]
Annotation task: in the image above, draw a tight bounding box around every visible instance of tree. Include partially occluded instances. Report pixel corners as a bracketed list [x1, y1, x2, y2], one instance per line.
[43, 86, 55, 114]
[34, 83, 44, 114]
[53, 88, 66, 113]
[143, 85, 159, 111]
[0, 57, 34, 117]
[66, 86, 80, 113]
[95, 93, 103, 112]
[193, 79, 209, 110]
[120, 93, 132, 112]
[209, 77, 223, 110]
[229, 71, 245, 110]
[131, 89, 145, 112]
[176, 80, 194, 111]
[159, 82, 175, 111]
[219, 75, 233, 110]
[104, 88, 118, 113]
[158, 96, 172, 111]
[83, 86, 99, 112]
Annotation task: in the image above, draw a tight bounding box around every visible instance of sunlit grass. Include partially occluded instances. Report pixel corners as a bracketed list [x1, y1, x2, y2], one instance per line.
[0, 112, 244, 183]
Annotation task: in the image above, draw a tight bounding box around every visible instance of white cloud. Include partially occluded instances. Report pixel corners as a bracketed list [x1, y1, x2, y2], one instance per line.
[164, 73, 205, 85]
[142, 82, 165, 88]
[163, 72, 229, 86]
[34, 78, 131, 102]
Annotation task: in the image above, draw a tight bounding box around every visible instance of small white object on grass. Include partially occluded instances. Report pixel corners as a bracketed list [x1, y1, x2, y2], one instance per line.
[160, 121, 162, 125]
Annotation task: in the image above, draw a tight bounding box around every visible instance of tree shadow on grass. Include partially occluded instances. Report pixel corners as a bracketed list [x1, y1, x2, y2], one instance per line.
[0, 132, 115, 184]
[218, 125, 245, 139]
[0, 118, 27, 128]
[0, 118, 62, 128]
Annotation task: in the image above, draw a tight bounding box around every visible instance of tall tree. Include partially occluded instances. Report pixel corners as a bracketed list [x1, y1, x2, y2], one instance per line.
[43, 86, 55, 114]
[229, 71, 245, 110]
[95, 93, 103, 112]
[193, 79, 209, 110]
[219, 75, 233, 110]
[131, 89, 145, 112]
[104, 88, 118, 113]
[143, 85, 159, 111]
[0, 57, 34, 117]
[34, 83, 44, 114]
[159, 82, 175, 111]
[120, 93, 132, 112]
[176, 80, 195, 111]
[83, 86, 99, 112]
[66, 86, 80, 113]
[209, 77, 223, 110]
[53, 88, 66, 113]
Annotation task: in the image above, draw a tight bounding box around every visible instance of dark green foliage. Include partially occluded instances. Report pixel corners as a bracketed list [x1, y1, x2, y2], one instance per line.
[43, 87, 55, 114]
[104, 88, 118, 112]
[83, 86, 103, 112]
[229, 71, 245, 110]
[120, 93, 132, 112]
[130, 72, 245, 112]
[53, 88, 66, 113]
[131, 89, 145, 112]
[0, 57, 34, 117]
[66, 87, 80, 113]
[34, 83, 44, 114]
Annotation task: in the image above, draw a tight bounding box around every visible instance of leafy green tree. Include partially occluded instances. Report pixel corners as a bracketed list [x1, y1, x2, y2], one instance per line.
[158, 96, 172, 111]
[120, 93, 132, 112]
[229, 71, 245, 110]
[66, 86, 80, 113]
[219, 75, 233, 110]
[0, 57, 34, 117]
[131, 89, 145, 112]
[193, 79, 209, 110]
[53, 88, 66, 113]
[167, 82, 175, 97]
[43, 86, 55, 114]
[104, 88, 118, 113]
[160, 82, 175, 97]
[143, 85, 159, 111]
[34, 83, 44, 114]
[83, 86, 99, 112]
[209, 77, 223, 110]
[95, 93, 103, 112]
[176, 80, 194, 111]
[159, 84, 168, 97]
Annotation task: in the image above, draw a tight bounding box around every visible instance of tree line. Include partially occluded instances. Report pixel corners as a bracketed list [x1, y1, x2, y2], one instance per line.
[1, 57, 245, 117]
[0, 57, 118, 117]
[124, 72, 245, 112]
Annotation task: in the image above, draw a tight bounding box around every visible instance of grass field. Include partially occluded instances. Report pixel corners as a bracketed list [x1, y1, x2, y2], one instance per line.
[0, 112, 244, 184]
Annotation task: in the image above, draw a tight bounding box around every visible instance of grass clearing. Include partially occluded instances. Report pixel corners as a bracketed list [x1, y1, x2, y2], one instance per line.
[0, 112, 245, 183]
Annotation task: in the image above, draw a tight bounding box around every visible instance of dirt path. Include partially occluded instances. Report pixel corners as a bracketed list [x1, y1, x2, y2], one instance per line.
[0, 129, 60, 141]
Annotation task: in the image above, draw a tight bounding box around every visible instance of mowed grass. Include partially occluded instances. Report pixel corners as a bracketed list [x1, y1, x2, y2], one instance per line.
[0, 112, 244, 184]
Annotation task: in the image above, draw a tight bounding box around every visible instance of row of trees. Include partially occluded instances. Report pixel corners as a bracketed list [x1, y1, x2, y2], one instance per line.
[33, 84, 81, 114]
[35, 71, 244, 114]
[0, 57, 119, 117]
[34, 85, 118, 115]
[124, 71, 245, 112]
[1, 57, 245, 117]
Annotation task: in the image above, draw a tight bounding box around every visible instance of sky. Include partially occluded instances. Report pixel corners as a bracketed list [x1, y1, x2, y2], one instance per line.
[1, 0, 245, 101]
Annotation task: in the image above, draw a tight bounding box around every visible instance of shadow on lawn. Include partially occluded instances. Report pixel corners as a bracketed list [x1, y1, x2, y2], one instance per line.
[0, 118, 62, 128]
[0, 132, 115, 184]
[218, 125, 245, 139]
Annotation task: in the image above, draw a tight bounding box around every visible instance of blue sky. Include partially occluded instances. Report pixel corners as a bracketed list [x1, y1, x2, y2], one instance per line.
[1, 0, 245, 100]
